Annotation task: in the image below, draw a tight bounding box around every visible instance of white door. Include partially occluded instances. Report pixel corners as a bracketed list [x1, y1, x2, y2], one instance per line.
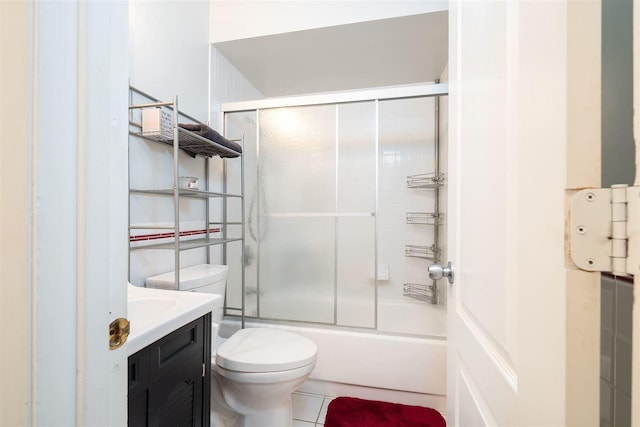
[447, 1, 602, 425]
[0, 2, 129, 425]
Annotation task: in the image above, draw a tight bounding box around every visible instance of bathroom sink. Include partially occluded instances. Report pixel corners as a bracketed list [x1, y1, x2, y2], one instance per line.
[128, 297, 177, 332]
[127, 283, 220, 355]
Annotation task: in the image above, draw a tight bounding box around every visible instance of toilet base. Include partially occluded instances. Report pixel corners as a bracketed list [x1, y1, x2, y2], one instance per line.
[239, 397, 293, 427]
[211, 400, 293, 427]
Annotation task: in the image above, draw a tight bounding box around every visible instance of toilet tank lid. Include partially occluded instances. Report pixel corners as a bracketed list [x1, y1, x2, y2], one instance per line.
[145, 264, 228, 291]
[216, 328, 317, 373]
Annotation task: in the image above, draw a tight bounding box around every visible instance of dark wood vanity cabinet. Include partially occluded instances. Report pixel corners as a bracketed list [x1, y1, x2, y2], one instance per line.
[128, 314, 211, 427]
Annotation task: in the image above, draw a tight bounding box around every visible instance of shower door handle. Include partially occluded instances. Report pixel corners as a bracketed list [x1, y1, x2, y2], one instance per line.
[428, 262, 454, 285]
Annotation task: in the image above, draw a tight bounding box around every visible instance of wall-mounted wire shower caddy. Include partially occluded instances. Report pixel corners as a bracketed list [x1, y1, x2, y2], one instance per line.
[402, 97, 445, 305]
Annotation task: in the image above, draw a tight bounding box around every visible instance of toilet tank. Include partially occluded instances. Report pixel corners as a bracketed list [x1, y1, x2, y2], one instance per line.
[145, 264, 228, 292]
[145, 264, 228, 325]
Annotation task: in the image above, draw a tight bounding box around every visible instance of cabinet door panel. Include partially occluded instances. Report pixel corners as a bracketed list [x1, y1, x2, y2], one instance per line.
[128, 348, 150, 425]
[128, 314, 211, 427]
[149, 317, 205, 377]
[149, 351, 204, 427]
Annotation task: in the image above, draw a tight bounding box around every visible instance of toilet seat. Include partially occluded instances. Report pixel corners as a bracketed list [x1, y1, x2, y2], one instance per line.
[216, 328, 317, 373]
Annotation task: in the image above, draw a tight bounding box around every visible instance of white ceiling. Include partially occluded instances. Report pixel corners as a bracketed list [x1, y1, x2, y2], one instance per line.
[213, 11, 448, 98]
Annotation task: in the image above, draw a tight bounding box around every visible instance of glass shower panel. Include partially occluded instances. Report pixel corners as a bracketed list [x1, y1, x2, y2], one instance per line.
[259, 106, 336, 213]
[337, 101, 376, 212]
[258, 217, 335, 323]
[336, 216, 375, 328]
[335, 101, 376, 328]
[258, 105, 337, 323]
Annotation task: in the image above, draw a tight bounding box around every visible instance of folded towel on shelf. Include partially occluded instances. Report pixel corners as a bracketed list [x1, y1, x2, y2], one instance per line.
[178, 123, 242, 158]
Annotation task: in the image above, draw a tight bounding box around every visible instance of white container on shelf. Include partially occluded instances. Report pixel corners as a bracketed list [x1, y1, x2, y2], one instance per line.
[178, 176, 199, 190]
[141, 107, 172, 138]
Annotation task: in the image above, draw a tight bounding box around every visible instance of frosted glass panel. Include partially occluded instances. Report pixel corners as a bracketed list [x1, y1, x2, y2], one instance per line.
[336, 217, 375, 328]
[260, 105, 336, 213]
[338, 102, 376, 212]
[259, 217, 335, 323]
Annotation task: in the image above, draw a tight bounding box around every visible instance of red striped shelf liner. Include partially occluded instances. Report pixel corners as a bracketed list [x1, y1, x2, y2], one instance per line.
[130, 227, 221, 242]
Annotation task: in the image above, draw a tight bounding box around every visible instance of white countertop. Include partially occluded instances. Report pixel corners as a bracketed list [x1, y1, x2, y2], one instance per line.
[126, 284, 220, 355]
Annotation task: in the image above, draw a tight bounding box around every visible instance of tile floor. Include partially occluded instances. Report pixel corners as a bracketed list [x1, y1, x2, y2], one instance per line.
[292, 391, 335, 426]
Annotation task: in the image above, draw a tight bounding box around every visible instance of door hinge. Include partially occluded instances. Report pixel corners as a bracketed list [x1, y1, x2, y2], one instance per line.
[570, 184, 640, 276]
[202, 363, 206, 378]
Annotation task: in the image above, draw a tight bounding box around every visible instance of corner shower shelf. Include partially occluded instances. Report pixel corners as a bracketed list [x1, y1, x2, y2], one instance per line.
[404, 244, 438, 260]
[406, 212, 441, 225]
[403, 92, 445, 306]
[403, 283, 435, 303]
[406, 172, 445, 188]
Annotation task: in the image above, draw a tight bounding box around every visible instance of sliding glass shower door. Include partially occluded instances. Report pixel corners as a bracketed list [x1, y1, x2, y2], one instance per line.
[225, 94, 442, 335]
[226, 101, 377, 327]
[259, 104, 338, 323]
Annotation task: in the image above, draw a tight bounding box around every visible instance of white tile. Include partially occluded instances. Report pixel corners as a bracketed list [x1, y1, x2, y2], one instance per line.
[600, 276, 616, 330]
[292, 392, 324, 422]
[601, 329, 614, 382]
[614, 389, 631, 427]
[292, 420, 315, 427]
[600, 379, 613, 427]
[615, 337, 632, 395]
[317, 397, 334, 424]
[616, 281, 633, 340]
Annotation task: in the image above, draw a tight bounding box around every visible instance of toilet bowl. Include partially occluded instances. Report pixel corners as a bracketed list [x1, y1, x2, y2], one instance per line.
[146, 264, 318, 427]
[213, 328, 317, 426]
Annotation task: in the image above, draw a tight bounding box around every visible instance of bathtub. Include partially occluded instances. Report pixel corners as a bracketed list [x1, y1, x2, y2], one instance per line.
[220, 298, 447, 413]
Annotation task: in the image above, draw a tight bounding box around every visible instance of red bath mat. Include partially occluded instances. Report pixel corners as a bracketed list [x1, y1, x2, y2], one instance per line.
[324, 396, 446, 427]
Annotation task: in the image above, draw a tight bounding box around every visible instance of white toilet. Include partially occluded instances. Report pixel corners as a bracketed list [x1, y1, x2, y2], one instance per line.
[145, 264, 318, 427]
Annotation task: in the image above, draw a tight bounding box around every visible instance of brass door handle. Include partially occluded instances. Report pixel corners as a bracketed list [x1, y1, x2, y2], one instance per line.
[109, 318, 130, 350]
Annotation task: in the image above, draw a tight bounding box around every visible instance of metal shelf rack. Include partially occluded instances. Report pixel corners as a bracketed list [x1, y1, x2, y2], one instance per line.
[128, 86, 245, 322]
[404, 244, 438, 261]
[403, 91, 444, 305]
[403, 283, 436, 303]
[405, 212, 441, 225]
[406, 172, 445, 188]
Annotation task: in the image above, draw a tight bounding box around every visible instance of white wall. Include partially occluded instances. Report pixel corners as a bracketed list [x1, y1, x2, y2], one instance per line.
[210, 47, 264, 130]
[128, 1, 265, 287]
[129, 0, 210, 122]
[129, 0, 221, 286]
[0, 2, 31, 424]
[209, 0, 447, 43]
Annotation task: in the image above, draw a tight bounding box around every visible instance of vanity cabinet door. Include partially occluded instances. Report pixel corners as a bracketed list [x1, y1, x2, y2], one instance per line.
[148, 351, 204, 426]
[128, 313, 211, 427]
[128, 348, 150, 426]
